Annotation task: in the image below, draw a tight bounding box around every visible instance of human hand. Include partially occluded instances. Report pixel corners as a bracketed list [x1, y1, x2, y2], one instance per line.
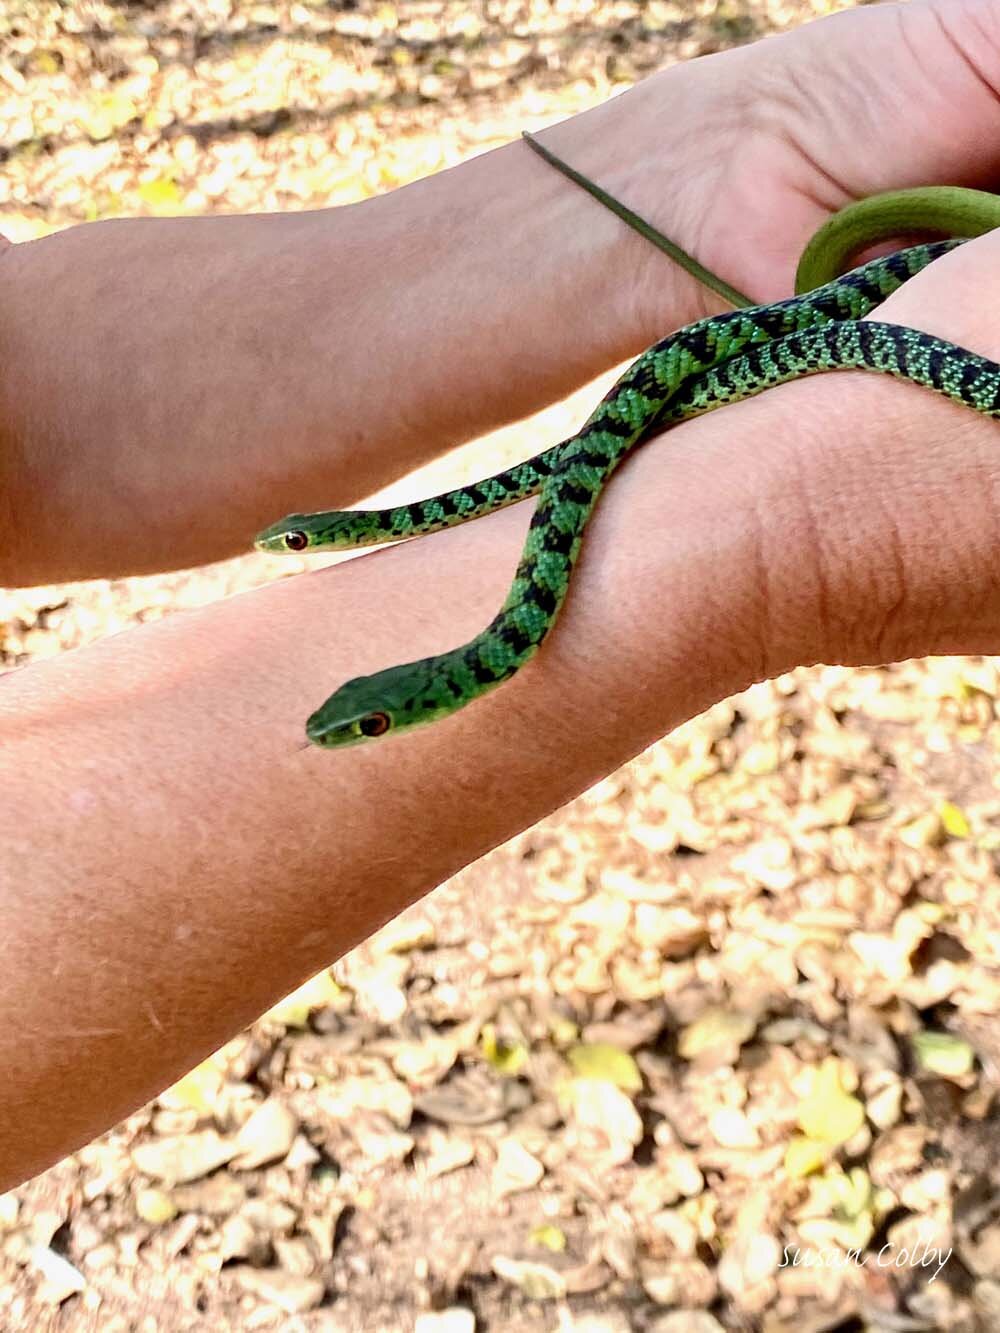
[598, 228, 1000, 718]
[571, 0, 1000, 333]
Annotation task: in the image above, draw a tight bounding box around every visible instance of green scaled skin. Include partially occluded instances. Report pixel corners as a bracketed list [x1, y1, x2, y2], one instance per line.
[255, 242, 958, 558]
[281, 242, 987, 749]
[658, 319, 1000, 423]
[254, 455, 561, 554]
[794, 187, 1000, 291]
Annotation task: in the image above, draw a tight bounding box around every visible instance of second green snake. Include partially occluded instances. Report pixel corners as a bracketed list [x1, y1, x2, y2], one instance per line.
[254, 143, 1000, 748]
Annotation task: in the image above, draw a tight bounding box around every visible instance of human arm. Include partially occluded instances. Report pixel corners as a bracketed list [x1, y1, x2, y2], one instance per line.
[3, 0, 1000, 584]
[4, 230, 1000, 1189]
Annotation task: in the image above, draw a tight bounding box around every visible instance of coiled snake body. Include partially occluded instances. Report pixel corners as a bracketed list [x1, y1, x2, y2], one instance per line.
[254, 140, 1000, 748]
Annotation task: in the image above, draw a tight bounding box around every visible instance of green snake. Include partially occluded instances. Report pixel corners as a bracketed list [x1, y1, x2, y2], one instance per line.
[254, 135, 1000, 748]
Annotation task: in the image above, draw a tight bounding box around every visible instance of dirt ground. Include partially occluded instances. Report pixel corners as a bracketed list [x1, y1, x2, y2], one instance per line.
[3, 0, 1000, 1329]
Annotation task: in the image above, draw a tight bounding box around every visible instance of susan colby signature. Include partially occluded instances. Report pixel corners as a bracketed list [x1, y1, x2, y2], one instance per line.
[780, 1240, 952, 1284]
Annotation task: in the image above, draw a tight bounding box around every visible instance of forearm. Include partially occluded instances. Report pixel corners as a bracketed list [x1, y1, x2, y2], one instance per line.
[0, 378, 776, 1189]
[5, 0, 1000, 590]
[0, 64, 726, 586]
[6, 234, 1000, 1188]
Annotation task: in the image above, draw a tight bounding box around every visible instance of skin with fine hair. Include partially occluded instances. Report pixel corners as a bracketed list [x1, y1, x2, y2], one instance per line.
[5, 0, 1000, 1190]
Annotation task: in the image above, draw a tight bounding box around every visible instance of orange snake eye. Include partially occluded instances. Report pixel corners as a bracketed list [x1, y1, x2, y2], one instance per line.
[359, 712, 390, 738]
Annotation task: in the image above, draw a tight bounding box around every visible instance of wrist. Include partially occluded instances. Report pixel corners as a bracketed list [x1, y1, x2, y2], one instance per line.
[674, 235, 1000, 686]
[524, 68, 720, 343]
[568, 234, 1000, 739]
[793, 236, 1000, 672]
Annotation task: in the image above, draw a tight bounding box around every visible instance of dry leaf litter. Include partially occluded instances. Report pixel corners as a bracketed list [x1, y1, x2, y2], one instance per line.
[2, 0, 999, 1330]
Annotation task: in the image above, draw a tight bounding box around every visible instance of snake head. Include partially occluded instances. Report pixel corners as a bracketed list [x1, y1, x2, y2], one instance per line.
[254, 514, 320, 554]
[254, 510, 387, 554]
[304, 656, 455, 749]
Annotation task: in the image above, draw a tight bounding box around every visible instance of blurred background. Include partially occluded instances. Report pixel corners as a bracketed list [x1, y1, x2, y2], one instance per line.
[3, 2, 1000, 1330]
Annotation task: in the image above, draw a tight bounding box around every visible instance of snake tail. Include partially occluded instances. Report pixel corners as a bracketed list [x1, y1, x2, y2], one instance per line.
[794, 187, 1000, 292]
[522, 134, 1000, 301]
[521, 130, 753, 308]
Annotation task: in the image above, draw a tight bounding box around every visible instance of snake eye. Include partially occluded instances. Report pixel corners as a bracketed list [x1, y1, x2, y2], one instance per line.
[359, 711, 390, 738]
[284, 530, 309, 552]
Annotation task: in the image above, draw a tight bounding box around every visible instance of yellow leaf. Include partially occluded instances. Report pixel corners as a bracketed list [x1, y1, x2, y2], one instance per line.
[836, 1212, 874, 1251]
[801, 1168, 876, 1249]
[548, 1016, 578, 1048]
[566, 1043, 642, 1092]
[481, 1024, 528, 1076]
[873, 1186, 896, 1219]
[161, 1058, 223, 1114]
[797, 1059, 866, 1145]
[938, 801, 970, 839]
[678, 1007, 756, 1060]
[911, 1030, 975, 1078]
[135, 1187, 178, 1224]
[138, 176, 182, 212]
[832, 1167, 873, 1220]
[529, 1224, 566, 1252]
[784, 1136, 830, 1178]
[80, 89, 137, 140]
[266, 969, 342, 1027]
[913, 899, 948, 924]
[492, 1255, 565, 1300]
